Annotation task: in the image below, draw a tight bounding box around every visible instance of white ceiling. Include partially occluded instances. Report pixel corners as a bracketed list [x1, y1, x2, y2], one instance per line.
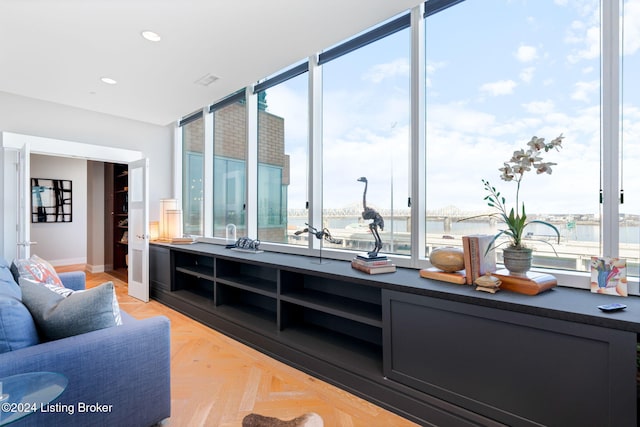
[0, 0, 423, 126]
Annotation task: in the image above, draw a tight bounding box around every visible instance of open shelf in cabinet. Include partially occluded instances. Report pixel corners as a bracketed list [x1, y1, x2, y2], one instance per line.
[216, 258, 277, 297]
[176, 265, 214, 281]
[172, 289, 216, 311]
[174, 251, 214, 281]
[279, 303, 382, 376]
[215, 305, 277, 334]
[281, 302, 382, 345]
[216, 283, 277, 328]
[280, 271, 382, 327]
[174, 269, 214, 307]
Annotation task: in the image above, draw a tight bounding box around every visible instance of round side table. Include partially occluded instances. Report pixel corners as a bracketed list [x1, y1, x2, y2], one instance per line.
[0, 372, 68, 426]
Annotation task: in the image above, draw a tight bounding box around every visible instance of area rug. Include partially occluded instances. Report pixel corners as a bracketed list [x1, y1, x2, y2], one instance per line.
[242, 412, 323, 427]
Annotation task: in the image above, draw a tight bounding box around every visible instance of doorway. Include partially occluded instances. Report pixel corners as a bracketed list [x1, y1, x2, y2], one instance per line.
[2, 131, 142, 267]
[104, 162, 129, 283]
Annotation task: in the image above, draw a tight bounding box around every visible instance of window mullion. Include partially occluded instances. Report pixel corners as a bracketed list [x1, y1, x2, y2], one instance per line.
[308, 54, 323, 252]
[601, 0, 620, 258]
[411, 3, 426, 266]
[246, 87, 258, 239]
[203, 108, 214, 237]
[173, 124, 182, 205]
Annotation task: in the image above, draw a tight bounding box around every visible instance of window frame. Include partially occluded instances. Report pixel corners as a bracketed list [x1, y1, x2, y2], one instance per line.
[253, 62, 310, 247]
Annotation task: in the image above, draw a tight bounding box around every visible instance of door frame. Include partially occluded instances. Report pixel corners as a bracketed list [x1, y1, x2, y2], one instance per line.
[1, 131, 142, 262]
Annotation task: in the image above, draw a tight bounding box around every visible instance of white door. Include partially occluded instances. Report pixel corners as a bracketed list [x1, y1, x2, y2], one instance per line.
[17, 142, 33, 259]
[128, 158, 149, 302]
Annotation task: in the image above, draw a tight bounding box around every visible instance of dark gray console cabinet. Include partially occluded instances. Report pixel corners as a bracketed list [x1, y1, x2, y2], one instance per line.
[150, 243, 639, 426]
[383, 290, 636, 426]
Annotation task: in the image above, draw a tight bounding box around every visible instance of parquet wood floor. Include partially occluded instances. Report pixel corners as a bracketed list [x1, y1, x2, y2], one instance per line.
[58, 266, 419, 427]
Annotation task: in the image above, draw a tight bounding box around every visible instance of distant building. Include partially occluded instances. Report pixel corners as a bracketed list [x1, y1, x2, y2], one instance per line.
[182, 96, 290, 241]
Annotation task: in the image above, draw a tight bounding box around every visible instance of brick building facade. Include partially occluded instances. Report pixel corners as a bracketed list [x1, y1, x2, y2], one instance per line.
[183, 101, 289, 241]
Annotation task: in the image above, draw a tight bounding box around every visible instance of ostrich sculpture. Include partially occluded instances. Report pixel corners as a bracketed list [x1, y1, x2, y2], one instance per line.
[357, 177, 384, 257]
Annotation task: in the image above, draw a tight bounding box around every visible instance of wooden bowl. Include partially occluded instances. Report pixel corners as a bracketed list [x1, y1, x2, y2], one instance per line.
[430, 247, 465, 272]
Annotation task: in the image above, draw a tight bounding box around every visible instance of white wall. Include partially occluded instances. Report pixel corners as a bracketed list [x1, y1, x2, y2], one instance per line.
[30, 154, 87, 265]
[0, 91, 174, 262]
[87, 161, 105, 272]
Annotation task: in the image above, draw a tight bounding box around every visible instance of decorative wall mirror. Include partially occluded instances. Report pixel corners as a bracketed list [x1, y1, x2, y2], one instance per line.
[31, 178, 72, 223]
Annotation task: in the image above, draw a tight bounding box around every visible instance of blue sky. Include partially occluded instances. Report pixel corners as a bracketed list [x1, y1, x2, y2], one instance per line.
[265, 0, 640, 218]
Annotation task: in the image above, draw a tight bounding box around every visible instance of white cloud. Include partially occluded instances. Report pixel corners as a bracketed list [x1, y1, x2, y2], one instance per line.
[479, 80, 517, 96]
[266, 84, 308, 143]
[426, 102, 497, 135]
[567, 25, 599, 63]
[522, 100, 555, 115]
[519, 67, 535, 83]
[624, 0, 640, 55]
[565, 3, 601, 63]
[323, 127, 410, 209]
[425, 60, 446, 88]
[571, 80, 599, 103]
[515, 45, 538, 62]
[363, 58, 410, 83]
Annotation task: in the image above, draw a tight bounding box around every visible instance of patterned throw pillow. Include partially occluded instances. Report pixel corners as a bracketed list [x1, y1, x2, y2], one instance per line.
[12, 255, 64, 288]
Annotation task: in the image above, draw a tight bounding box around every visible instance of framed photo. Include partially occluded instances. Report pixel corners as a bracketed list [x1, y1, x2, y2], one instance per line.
[590, 257, 627, 296]
[31, 178, 72, 223]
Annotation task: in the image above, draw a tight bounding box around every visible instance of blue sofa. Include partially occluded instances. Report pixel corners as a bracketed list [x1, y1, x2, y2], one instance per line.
[0, 258, 171, 427]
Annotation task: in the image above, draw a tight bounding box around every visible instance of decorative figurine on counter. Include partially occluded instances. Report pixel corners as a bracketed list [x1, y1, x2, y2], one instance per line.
[294, 223, 343, 245]
[357, 176, 384, 258]
[294, 223, 342, 264]
[474, 273, 502, 294]
[226, 237, 262, 253]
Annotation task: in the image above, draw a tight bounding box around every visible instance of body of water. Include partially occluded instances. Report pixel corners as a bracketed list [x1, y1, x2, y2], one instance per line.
[289, 217, 640, 244]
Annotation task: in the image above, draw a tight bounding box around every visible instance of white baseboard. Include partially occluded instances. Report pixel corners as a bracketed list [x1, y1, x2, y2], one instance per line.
[49, 257, 87, 267]
[86, 264, 106, 273]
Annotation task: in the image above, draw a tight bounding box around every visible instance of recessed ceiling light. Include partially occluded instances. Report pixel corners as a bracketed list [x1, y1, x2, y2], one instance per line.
[100, 77, 117, 85]
[141, 30, 161, 42]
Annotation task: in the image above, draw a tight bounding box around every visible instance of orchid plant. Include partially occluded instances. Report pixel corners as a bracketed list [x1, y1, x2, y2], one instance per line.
[471, 134, 565, 253]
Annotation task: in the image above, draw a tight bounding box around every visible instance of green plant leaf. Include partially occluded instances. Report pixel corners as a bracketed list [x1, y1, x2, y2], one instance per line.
[528, 220, 561, 243]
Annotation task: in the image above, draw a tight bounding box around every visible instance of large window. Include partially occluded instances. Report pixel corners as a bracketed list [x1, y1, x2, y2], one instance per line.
[255, 65, 309, 245]
[424, 0, 601, 273]
[177, 1, 635, 290]
[321, 17, 411, 256]
[181, 112, 204, 236]
[211, 92, 247, 237]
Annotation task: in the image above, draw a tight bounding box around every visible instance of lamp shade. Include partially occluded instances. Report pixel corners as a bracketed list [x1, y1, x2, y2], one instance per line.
[159, 198, 178, 238]
[149, 221, 159, 241]
[165, 209, 183, 239]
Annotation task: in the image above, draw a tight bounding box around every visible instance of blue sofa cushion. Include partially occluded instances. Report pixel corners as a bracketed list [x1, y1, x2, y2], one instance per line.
[0, 260, 40, 353]
[1, 258, 21, 299]
[20, 279, 122, 341]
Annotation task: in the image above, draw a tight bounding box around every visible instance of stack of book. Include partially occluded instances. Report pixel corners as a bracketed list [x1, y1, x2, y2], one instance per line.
[462, 234, 496, 284]
[351, 255, 396, 274]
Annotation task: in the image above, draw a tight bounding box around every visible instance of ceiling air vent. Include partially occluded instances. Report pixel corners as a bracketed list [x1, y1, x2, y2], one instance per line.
[194, 73, 219, 87]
